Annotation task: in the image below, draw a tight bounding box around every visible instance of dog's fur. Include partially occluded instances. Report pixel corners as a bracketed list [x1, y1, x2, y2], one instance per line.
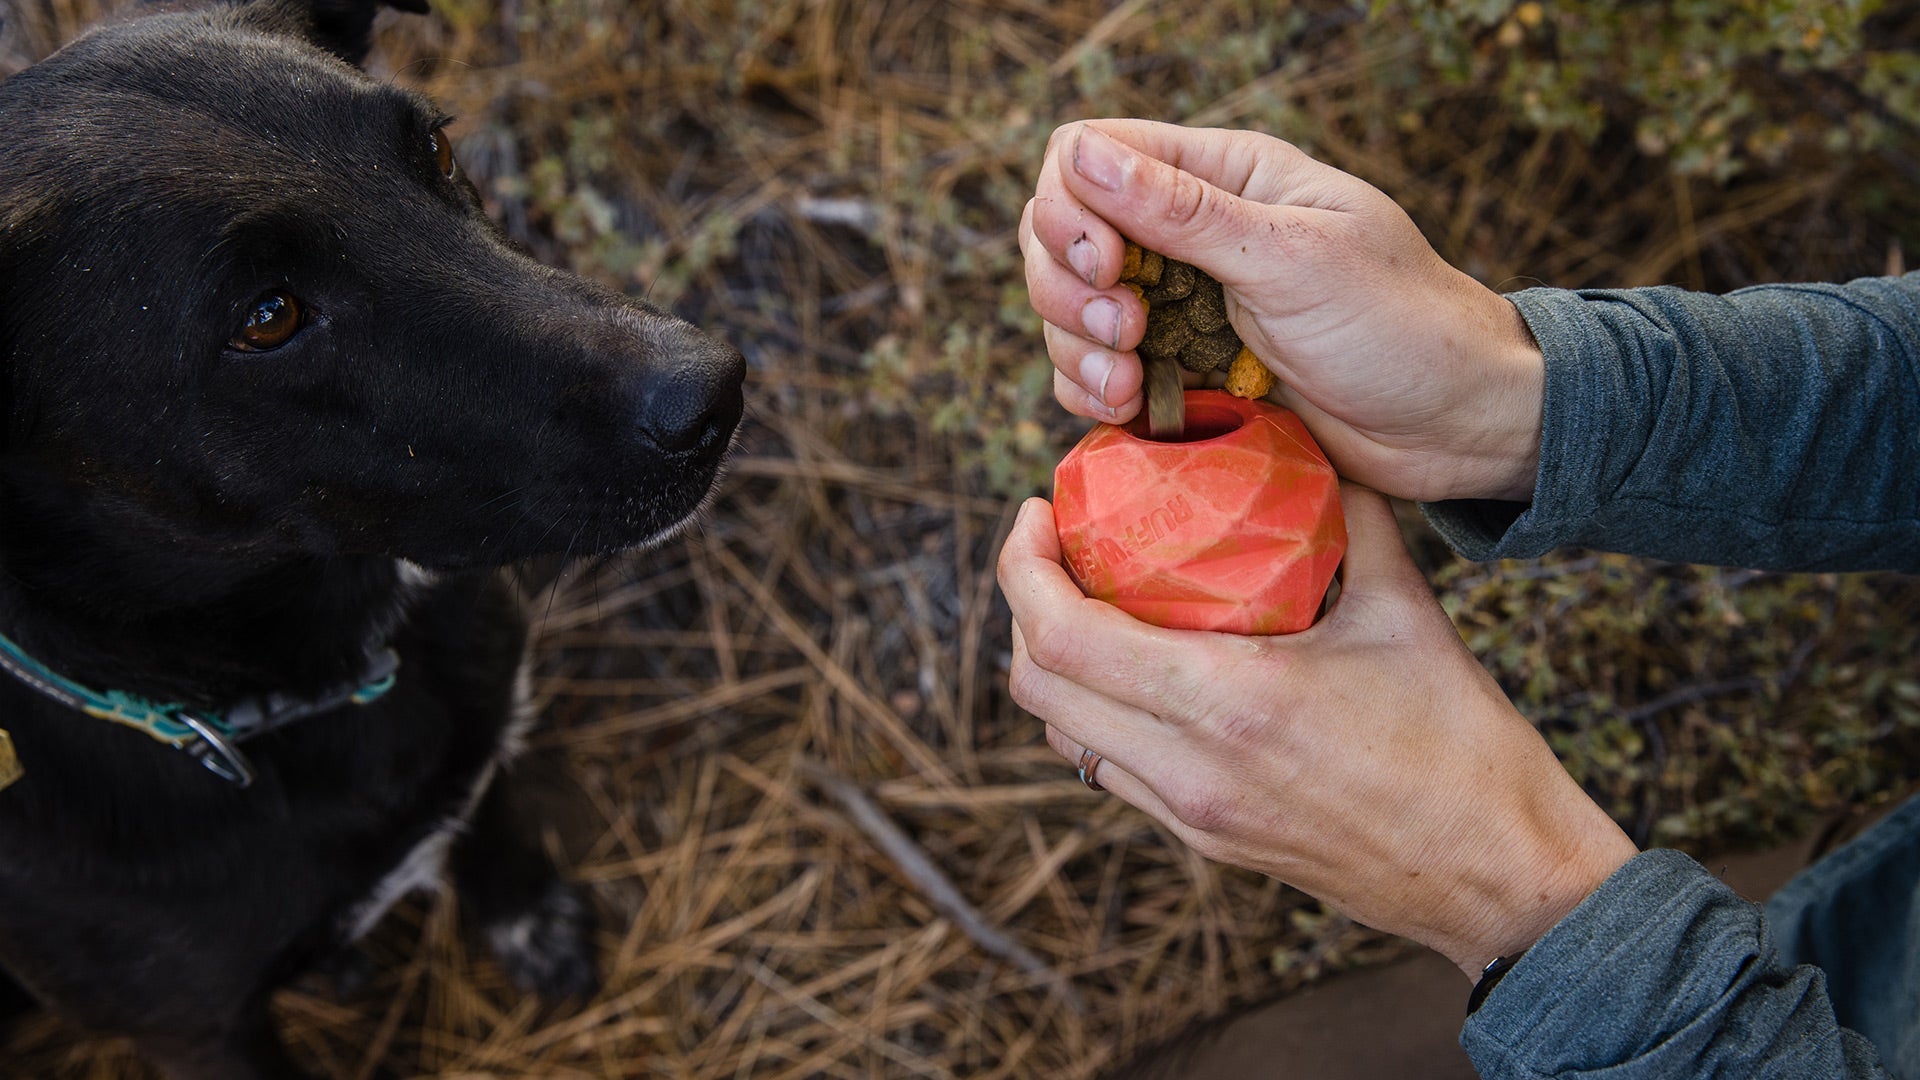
[0, 2, 745, 1076]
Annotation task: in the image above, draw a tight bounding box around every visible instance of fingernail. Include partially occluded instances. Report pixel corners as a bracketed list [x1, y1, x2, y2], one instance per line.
[1066, 236, 1099, 285]
[1082, 297, 1121, 349]
[1072, 127, 1132, 192]
[1079, 351, 1117, 408]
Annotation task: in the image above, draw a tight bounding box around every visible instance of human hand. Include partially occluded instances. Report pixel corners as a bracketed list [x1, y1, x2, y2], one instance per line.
[997, 483, 1637, 977]
[1021, 120, 1546, 504]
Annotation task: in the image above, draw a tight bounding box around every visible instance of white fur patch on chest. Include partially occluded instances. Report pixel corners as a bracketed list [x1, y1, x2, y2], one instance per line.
[341, 634, 538, 942]
[344, 818, 459, 941]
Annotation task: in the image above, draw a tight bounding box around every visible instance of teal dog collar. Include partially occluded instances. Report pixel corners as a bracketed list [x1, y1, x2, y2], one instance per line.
[0, 630, 398, 787]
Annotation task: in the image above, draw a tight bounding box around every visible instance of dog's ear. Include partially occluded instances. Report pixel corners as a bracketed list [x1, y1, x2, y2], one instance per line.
[236, 0, 430, 67]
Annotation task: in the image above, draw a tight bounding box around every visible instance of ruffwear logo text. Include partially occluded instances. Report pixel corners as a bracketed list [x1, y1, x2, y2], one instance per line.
[1067, 494, 1194, 580]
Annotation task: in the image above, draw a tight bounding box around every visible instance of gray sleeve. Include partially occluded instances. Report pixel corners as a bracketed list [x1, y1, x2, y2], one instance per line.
[1421, 274, 1920, 571]
[1461, 850, 1889, 1079]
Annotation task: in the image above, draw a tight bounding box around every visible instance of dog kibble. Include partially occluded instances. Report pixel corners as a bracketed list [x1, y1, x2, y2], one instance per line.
[1117, 241, 1275, 436]
[1224, 346, 1278, 399]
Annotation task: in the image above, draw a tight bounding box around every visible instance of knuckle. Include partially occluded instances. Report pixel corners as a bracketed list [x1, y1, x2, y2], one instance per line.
[1044, 725, 1075, 760]
[1161, 169, 1215, 230]
[1193, 654, 1307, 762]
[1021, 614, 1081, 676]
[1053, 368, 1101, 418]
[1006, 652, 1055, 720]
[1167, 782, 1237, 834]
[1005, 654, 1037, 710]
[1242, 128, 1308, 169]
[1197, 706, 1269, 755]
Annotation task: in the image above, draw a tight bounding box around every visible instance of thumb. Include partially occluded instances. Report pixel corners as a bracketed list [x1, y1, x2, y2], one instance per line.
[1331, 482, 1430, 599]
[997, 496, 1075, 619]
[1060, 121, 1330, 279]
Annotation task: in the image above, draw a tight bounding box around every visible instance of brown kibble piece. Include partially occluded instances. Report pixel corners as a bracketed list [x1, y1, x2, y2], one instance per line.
[1117, 241, 1165, 289]
[1182, 328, 1241, 374]
[1224, 346, 1277, 399]
[1134, 248, 1164, 287]
[1138, 308, 1195, 363]
[1120, 241, 1275, 432]
[1186, 275, 1229, 333]
[1146, 259, 1195, 303]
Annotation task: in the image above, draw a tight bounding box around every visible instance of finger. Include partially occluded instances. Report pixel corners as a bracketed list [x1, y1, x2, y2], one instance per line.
[997, 497, 1175, 671]
[1054, 367, 1140, 424]
[1328, 483, 1431, 600]
[1010, 617, 1182, 778]
[1029, 150, 1129, 291]
[1044, 321, 1142, 418]
[1065, 118, 1357, 211]
[997, 498, 1264, 724]
[997, 498, 1184, 705]
[1310, 484, 1468, 649]
[1043, 723, 1177, 819]
[1054, 120, 1347, 288]
[1023, 204, 1147, 352]
[1043, 718, 1259, 863]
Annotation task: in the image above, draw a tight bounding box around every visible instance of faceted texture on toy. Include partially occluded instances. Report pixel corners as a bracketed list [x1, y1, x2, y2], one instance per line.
[1054, 391, 1346, 635]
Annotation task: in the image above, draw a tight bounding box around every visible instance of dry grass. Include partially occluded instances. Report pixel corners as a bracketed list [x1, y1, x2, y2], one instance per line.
[4, 1, 1920, 1077]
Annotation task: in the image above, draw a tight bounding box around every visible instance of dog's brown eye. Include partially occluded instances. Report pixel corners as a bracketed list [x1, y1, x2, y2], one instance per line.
[232, 292, 302, 352]
[430, 129, 456, 179]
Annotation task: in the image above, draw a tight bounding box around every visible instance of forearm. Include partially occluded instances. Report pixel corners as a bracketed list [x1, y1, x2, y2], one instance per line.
[1463, 850, 1890, 1079]
[1426, 274, 1920, 571]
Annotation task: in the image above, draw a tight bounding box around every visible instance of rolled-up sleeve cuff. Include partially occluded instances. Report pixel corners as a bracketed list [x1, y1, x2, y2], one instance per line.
[1420, 288, 1629, 561]
[1462, 849, 1880, 1078]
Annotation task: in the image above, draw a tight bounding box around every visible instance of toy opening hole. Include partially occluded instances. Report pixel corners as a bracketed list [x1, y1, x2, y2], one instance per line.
[1135, 402, 1244, 444]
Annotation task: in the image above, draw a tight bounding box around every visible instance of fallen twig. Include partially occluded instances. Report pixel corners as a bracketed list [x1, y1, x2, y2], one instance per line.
[796, 758, 1088, 1015]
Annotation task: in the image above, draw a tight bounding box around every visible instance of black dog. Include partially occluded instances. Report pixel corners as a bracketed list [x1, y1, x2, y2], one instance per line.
[0, 1, 744, 1075]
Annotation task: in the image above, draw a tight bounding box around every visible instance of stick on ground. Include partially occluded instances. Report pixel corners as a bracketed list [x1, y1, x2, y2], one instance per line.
[797, 758, 1089, 1015]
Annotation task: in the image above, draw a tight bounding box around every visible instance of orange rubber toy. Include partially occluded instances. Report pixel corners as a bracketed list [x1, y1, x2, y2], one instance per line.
[1053, 390, 1346, 635]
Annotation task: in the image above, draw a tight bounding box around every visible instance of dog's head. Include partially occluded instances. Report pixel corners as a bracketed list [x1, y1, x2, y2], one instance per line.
[0, 0, 745, 574]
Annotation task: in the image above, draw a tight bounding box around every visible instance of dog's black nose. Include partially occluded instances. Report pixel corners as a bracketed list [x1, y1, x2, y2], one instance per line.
[636, 327, 747, 455]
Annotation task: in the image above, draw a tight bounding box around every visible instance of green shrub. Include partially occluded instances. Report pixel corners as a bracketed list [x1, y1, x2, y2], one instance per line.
[1379, 0, 1920, 180]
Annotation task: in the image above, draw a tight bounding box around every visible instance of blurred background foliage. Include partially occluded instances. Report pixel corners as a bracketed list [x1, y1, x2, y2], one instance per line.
[4, 0, 1920, 1075]
[400, 0, 1920, 494]
[403, 0, 1920, 848]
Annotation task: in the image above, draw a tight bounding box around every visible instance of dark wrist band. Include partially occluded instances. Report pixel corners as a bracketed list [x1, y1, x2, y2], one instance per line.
[1466, 950, 1525, 1016]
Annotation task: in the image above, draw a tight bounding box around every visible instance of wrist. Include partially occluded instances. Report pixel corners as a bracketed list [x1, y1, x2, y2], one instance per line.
[1452, 285, 1545, 504]
[1433, 775, 1638, 981]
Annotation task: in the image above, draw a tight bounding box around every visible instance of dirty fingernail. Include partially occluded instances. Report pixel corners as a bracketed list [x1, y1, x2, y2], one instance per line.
[1081, 297, 1121, 349]
[1066, 237, 1099, 285]
[1079, 351, 1119, 407]
[1072, 127, 1132, 192]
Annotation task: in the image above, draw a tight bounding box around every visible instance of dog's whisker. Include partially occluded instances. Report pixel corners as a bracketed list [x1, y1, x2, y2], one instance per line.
[474, 485, 530, 515]
[542, 523, 587, 625]
[384, 55, 473, 87]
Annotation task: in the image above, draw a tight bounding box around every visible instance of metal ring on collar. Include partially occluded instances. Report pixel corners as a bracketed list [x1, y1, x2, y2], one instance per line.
[177, 712, 257, 788]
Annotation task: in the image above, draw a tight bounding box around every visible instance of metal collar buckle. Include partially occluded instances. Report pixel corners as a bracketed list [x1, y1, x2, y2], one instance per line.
[178, 712, 258, 787]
